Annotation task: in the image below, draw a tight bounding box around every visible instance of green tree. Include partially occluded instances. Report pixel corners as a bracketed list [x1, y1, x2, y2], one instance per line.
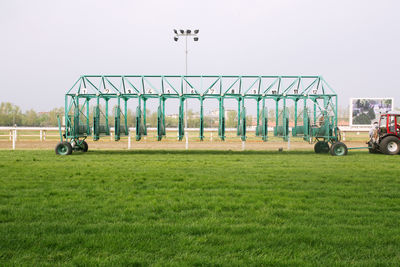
[22, 109, 39, 126]
[0, 102, 22, 126]
[226, 110, 237, 128]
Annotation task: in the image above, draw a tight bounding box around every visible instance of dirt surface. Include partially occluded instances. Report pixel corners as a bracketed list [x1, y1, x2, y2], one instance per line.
[0, 139, 369, 151]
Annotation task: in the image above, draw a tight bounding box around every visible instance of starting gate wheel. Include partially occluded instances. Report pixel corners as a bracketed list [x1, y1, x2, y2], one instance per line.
[55, 141, 73, 155]
[314, 141, 330, 153]
[330, 142, 348, 156]
[380, 136, 400, 155]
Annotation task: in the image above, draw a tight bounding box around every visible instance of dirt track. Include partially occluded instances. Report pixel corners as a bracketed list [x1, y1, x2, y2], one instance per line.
[0, 139, 369, 151]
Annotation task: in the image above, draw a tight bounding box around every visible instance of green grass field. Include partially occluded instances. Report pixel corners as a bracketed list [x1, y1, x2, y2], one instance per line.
[1, 150, 399, 266]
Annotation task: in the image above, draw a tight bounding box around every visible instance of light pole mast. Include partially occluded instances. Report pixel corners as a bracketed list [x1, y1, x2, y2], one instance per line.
[174, 29, 199, 150]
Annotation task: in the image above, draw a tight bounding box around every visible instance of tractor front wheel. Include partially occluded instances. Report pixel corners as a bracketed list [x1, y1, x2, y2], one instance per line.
[380, 136, 400, 155]
[368, 140, 379, 153]
[81, 140, 88, 152]
[314, 141, 330, 153]
[55, 142, 72, 155]
[330, 142, 348, 156]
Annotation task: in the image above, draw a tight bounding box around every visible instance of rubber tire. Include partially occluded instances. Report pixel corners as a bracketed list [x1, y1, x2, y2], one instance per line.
[55, 141, 72, 155]
[314, 141, 330, 153]
[368, 148, 379, 154]
[380, 136, 400, 155]
[330, 142, 348, 156]
[367, 140, 379, 153]
[81, 141, 88, 152]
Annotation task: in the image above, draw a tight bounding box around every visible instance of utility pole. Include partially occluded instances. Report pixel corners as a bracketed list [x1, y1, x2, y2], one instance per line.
[174, 29, 199, 149]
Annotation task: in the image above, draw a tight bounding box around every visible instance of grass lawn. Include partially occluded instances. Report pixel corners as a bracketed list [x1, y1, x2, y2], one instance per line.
[0, 150, 399, 266]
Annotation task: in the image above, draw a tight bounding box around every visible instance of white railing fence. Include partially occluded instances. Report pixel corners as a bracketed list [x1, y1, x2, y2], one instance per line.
[0, 126, 370, 150]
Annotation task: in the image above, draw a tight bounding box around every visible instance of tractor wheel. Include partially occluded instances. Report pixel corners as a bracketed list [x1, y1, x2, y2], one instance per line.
[55, 141, 72, 155]
[330, 142, 348, 156]
[81, 141, 88, 152]
[368, 140, 379, 153]
[368, 148, 379, 154]
[380, 136, 400, 155]
[314, 141, 330, 153]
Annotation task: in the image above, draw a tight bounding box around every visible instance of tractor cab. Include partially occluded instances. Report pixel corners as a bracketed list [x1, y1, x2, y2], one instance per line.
[378, 112, 400, 136]
[368, 112, 400, 155]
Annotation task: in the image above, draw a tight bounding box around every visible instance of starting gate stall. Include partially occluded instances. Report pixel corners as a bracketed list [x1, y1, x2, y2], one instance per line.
[55, 75, 343, 155]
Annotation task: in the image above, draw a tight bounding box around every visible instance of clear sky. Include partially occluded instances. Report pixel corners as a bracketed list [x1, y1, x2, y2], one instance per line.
[1, 0, 399, 113]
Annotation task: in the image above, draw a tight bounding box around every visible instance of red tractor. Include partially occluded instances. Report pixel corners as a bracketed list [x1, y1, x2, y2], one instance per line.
[368, 112, 400, 155]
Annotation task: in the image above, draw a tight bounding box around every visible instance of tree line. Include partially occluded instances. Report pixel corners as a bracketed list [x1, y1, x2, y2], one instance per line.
[0, 102, 249, 128]
[0, 102, 63, 127]
[0, 101, 352, 127]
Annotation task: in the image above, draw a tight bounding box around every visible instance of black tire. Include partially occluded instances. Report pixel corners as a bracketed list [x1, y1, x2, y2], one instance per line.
[314, 141, 330, 153]
[55, 141, 72, 155]
[367, 140, 379, 153]
[81, 141, 88, 152]
[380, 136, 400, 155]
[330, 142, 348, 156]
[368, 148, 379, 154]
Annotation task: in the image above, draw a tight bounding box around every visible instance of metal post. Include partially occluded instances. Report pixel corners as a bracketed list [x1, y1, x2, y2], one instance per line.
[143, 99, 147, 136]
[124, 98, 128, 135]
[105, 99, 109, 134]
[275, 99, 279, 136]
[86, 98, 90, 135]
[185, 35, 189, 150]
[237, 98, 241, 136]
[256, 98, 260, 136]
[314, 101, 317, 124]
[294, 100, 298, 134]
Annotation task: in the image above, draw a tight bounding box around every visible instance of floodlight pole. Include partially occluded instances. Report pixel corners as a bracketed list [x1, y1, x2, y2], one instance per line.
[185, 35, 188, 150]
[174, 29, 199, 150]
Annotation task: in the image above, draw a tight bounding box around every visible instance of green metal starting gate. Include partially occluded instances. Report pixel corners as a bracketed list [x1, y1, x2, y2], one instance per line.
[55, 75, 339, 155]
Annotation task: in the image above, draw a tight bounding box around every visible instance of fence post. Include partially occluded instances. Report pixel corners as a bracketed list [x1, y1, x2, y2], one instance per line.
[128, 131, 131, 149]
[40, 130, 43, 141]
[185, 133, 189, 150]
[12, 128, 16, 150]
[43, 130, 46, 141]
